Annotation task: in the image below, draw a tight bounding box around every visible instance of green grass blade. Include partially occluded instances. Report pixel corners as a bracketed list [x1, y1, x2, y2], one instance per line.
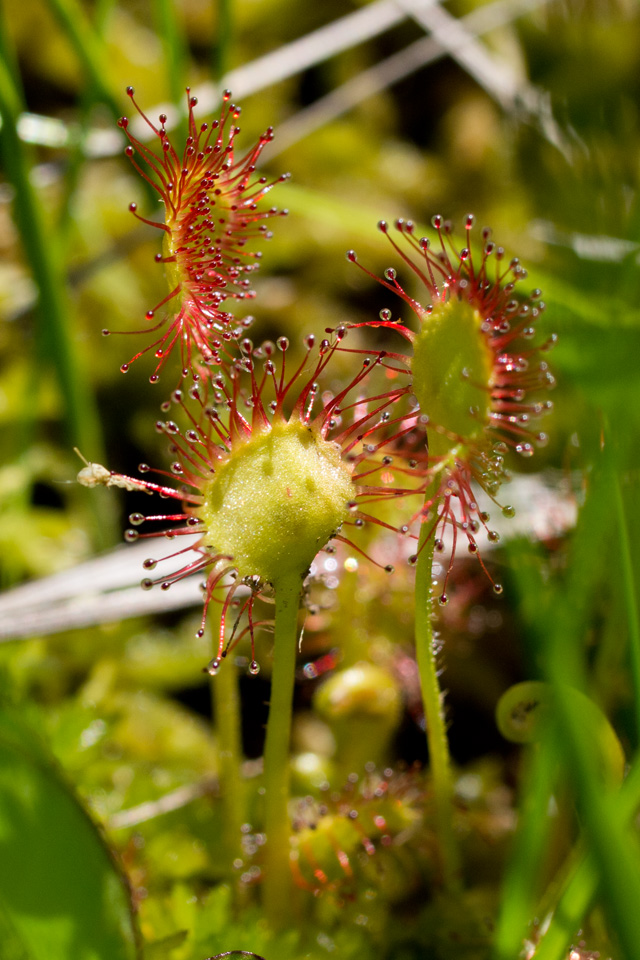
[612, 467, 640, 743]
[213, 0, 233, 88]
[152, 0, 190, 106]
[502, 434, 640, 958]
[540, 455, 640, 957]
[492, 736, 558, 959]
[0, 50, 100, 455]
[0, 12, 111, 543]
[535, 754, 640, 960]
[43, 0, 120, 116]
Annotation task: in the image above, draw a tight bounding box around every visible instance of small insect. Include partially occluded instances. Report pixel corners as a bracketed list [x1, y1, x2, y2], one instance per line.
[74, 448, 153, 494]
[206, 954, 266, 960]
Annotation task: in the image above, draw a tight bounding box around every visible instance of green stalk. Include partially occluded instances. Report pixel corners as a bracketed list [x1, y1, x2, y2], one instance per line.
[211, 652, 245, 894]
[414, 484, 462, 894]
[262, 575, 301, 929]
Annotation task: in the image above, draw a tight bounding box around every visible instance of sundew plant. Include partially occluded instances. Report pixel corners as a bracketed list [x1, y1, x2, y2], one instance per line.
[1, 3, 640, 960]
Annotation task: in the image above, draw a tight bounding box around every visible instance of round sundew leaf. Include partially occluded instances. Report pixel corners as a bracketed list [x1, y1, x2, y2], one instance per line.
[198, 419, 353, 585]
[412, 298, 493, 456]
[0, 706, 140, 960]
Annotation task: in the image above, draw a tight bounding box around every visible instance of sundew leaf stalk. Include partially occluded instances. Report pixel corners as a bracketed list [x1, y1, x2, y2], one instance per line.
[80, 327, 431, 926]
[347, 214, 556, 893]
[347, 215, 557, 600]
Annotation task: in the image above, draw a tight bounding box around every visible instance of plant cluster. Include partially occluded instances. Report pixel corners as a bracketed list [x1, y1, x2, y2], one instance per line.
[2, 0, 640, 954]
[76, 87, 561, 956]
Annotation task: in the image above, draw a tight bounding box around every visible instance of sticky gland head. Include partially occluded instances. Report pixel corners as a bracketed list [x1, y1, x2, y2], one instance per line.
[197, 420, 354, 586]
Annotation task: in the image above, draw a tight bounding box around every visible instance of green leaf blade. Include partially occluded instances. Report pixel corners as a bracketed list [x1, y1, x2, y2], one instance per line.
[0, 711, 140, 960]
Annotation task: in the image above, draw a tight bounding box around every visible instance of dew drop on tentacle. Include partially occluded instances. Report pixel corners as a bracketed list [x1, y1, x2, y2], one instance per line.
[515, 442, 534, 458]
[248, 660, 260, 676]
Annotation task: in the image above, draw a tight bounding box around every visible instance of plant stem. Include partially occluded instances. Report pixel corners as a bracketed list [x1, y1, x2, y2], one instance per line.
[211, 651, 245, 895]
[262, 575, 301, 929]
[414, 487, 462, 894]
